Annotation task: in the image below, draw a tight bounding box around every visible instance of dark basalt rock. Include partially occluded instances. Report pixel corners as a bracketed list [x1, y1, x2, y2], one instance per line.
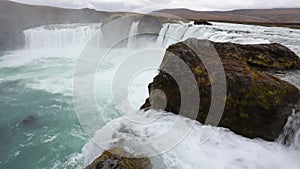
[194, 20, 213, 25]
[22, 115, 37, 124]
[84, 148, 152, 169]
[141, 38, 300, 141]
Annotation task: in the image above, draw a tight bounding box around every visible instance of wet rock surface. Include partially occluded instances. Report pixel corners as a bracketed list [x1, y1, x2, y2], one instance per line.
[141, 39, 300, 141]
[21, 115, 37, 124]
[84, 148, 152, 169]
[193, 20, 213, 25]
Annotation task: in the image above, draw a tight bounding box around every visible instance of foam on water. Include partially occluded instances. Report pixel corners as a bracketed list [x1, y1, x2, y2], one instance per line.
[83, 110, 300, 169]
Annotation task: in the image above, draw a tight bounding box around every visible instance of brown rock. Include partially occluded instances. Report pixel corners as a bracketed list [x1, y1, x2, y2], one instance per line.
[141, 39, 300, 141]
[84, 148, 152, 169]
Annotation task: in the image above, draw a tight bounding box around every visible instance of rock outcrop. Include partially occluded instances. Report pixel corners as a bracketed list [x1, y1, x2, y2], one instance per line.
[194, 19, 213, 25]
[141, 39, 300, 141]
[84, 148, 152, 169]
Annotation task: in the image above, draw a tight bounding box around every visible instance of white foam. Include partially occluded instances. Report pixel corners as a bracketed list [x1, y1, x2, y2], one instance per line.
[49, 153, 84, 169]
[83, 110, 300, 169]
[43, 135, 58, 143]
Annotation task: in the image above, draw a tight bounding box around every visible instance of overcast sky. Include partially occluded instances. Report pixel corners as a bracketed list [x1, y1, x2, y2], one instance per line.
[10, 0, 300, 12]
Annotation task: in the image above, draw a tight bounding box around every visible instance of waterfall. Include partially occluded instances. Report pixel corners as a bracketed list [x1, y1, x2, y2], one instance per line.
[156, 23, 214, 47]
[156, 24, 189, 47]
[156, 24, 169, 47]
[22, 21, 300, 55]
[127, 22, 139, 49]
[23, 23, 103, 49]
[155, 22, 276, 48]
[278, 110, 300, 149]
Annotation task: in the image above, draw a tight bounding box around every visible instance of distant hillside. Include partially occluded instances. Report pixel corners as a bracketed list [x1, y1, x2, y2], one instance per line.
[156, 8, 300, 27]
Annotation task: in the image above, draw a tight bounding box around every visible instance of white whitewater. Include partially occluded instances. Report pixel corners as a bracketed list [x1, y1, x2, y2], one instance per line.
[278, 111, 300, 149]
[157, 22, 300, 55]
[22, 22, 300, 54]
[127, 22, 139, 49]
[23, 23, 103, 49]
[4, 21, 299, 169]
[84, 111, 300, 169]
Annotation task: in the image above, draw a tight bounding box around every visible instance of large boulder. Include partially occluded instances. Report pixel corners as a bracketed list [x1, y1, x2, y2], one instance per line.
[84, 148, 152, 169]
[141, 39, 300, 141]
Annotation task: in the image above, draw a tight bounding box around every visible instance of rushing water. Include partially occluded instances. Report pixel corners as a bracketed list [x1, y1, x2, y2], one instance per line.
[0, 21, 300, 169]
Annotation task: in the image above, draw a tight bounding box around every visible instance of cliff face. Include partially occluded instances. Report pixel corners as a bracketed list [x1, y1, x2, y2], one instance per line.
[0, 0, 123, 50]
[141, 39, 300, 141]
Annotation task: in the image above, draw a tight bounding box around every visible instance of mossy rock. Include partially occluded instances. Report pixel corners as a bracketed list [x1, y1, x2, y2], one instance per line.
[213, 42, 300, 70]
[85, 148, 152, 169]
[141, 39, 300, 141]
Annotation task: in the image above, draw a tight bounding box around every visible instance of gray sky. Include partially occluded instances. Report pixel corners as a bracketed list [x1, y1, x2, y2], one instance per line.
[10, 0, 300, 12]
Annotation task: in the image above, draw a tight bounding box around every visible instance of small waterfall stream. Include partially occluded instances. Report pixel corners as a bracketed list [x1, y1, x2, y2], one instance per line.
[127, 22, 139, 49]
[278, 110, 300, 149]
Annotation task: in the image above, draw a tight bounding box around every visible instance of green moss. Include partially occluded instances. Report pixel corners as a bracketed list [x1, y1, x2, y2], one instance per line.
[240, 112, 249, 118]
[272, 62, 281, 68]
[243, 70, 299, 111]
[194, 66, 204, 75]
[267, 90, 277, 96]
[256, 54, 266, 60]
[87, 148, 152, 169]
[248, 57, 269, 67]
